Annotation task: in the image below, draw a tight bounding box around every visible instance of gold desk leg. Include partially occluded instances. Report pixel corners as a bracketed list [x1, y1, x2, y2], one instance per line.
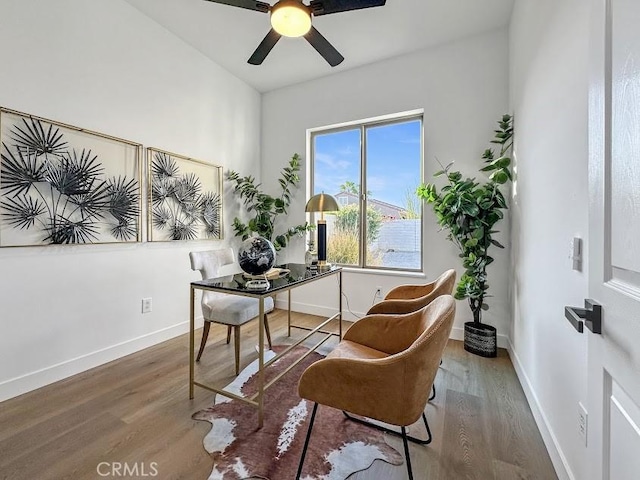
[338, 270, 343, 340]
[189, 285, 195, 399]
[287, 290, 291, 337]
[258, 296, 265, 428]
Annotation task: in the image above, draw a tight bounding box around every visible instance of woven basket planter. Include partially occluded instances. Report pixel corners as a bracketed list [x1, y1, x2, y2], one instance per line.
[463, 322, 497, 358]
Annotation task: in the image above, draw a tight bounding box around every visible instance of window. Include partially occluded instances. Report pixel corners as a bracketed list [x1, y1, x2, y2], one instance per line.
[310, 112, 423, 271]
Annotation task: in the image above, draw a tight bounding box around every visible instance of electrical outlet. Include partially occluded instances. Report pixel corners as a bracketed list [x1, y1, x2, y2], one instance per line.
[578, 402, 588, 446]
[375, 286, 382, 298]
[142, 297, 152, 314]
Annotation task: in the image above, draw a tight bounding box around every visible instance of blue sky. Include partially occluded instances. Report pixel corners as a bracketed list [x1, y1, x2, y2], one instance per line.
[313, 119, 422, 208]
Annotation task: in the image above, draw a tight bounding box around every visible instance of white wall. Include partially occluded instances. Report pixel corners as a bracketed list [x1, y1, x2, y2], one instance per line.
[261, 30, 511, 342]
[0, 0, 261, 401]
[509, 1, 589, 479]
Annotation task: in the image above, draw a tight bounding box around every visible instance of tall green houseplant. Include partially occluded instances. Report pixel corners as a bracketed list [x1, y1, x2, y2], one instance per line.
[417, 114, 513, 357]
[227, 153, 313, 250]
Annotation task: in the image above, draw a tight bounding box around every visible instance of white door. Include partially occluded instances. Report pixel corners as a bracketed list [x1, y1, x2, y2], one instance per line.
[587, 0, 640, 479]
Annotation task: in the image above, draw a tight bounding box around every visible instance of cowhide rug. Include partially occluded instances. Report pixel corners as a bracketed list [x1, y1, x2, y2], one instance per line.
[192, 346, 404, 480]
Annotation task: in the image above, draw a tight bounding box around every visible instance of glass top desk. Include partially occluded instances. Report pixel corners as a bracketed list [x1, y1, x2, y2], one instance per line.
[189, 263, 343, 427]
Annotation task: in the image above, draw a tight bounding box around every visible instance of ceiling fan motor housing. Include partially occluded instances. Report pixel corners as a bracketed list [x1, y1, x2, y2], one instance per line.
[270, 0, 312, 38]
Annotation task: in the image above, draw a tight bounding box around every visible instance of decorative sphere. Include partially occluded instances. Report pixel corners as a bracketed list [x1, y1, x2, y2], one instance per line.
[238, 236, 276, 275]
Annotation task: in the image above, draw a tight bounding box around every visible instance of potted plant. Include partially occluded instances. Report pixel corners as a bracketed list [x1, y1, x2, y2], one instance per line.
[227, 153, 314, 251]
[416, 114, 513, 357]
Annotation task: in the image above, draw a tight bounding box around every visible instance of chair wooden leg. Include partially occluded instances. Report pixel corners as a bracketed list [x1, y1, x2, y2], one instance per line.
[296, 402, 318, 480]
[264, 314, 273, 349]
[196, 321, 211, 362]
[226, 326, 232, 344]
[234, 326, 241, 376]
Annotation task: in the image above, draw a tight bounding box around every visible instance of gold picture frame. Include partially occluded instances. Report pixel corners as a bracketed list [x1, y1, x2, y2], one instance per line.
[147, 147, 223, 242]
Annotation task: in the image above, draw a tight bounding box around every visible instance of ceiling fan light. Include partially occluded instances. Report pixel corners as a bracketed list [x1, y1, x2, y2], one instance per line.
[270, 2, 312, 38]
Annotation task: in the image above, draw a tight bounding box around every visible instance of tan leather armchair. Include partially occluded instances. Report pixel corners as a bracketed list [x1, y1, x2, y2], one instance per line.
[366, 268, 456, 402]
[296, 295, 456, 480]
[366, 268, 456, 315]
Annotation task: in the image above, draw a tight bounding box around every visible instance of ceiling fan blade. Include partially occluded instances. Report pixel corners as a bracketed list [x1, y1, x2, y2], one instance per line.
[248, 29, 282, 65]
[304, 26, 344, 67]
[203, 0, 270, 14]
[309, 0, 385, 16]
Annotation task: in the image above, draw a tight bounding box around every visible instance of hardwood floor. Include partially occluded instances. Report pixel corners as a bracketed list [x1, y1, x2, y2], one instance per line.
[0, 310, 557, 480]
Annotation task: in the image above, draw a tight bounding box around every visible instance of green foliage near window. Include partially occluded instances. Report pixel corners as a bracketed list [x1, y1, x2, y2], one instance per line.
[327, 229, 383, 266]
[338, 181, 371, 196]
[416, 114, 513, 324]
[327, 229, 359, 265]
[339, 181, 358, 194]
[226, 153, 314, 250]
[334, 204, 383, 244]
[329, 204, 383, 266]
[402, 187, 420, 219]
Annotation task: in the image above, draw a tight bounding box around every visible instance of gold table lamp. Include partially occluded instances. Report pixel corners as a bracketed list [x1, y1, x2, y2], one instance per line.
[305, 193, 339, 269]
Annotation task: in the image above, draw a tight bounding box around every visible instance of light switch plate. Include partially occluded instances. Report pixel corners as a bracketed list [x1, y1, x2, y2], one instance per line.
[578, 401, 588, 446]
[572, 237, 582, 271]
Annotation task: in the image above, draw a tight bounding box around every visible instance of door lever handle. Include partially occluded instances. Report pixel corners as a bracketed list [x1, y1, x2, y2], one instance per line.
[564, 299, 602, 334]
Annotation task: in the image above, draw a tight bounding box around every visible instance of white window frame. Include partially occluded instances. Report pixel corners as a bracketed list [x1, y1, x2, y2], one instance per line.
[307, 109, 424, 273]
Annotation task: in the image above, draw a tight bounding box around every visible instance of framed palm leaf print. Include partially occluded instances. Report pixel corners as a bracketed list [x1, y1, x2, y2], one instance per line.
[147, 148, 223, 242]
[0, 107, 142, 247]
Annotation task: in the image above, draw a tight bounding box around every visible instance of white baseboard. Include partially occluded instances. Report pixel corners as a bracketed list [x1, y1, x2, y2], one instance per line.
[0, 319, 201, 403]
[507, 339, 575, 480]
[450, 326, 510, 349]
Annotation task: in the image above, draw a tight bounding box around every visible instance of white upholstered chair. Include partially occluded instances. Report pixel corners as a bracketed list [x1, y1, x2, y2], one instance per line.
[189, 248, 274, 375]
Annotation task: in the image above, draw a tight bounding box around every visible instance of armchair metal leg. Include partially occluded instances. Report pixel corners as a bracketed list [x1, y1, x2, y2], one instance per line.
[264, 314, 273, 349]
[196, 321, 211, 362]
[296, 402, 318, 480]
[401, 426, 414, 480]
[234, 326, 241, 376]
[226, 326, 232, 344]
[342, 411, 432, 445]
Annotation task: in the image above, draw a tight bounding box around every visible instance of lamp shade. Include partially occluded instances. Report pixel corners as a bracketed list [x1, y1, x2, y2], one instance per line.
[305, 193, 339, 213]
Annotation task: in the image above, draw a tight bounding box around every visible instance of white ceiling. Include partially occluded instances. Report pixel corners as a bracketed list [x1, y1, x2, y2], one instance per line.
[125, 0, 514, 92]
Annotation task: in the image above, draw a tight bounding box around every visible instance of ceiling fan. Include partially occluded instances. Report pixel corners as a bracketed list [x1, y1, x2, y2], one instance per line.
[203, 0, 386, 67]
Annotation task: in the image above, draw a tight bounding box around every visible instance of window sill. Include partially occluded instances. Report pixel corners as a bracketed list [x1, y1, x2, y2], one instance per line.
[340, 267, 427, 279]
